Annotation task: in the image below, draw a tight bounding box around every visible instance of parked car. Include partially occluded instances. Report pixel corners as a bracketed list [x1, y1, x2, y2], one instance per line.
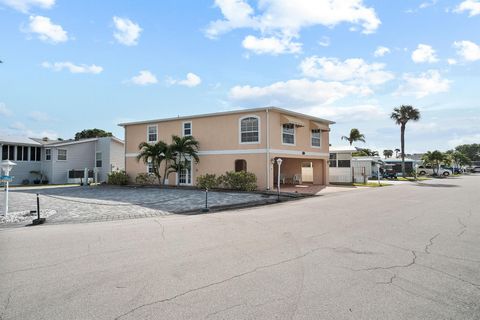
[443, 167, 463, 174]
[472, 166, 480, 173]
[417, 165, 450, 176]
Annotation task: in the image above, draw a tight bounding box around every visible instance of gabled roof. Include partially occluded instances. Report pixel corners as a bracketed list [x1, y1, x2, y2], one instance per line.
[118, 106, 336, 127]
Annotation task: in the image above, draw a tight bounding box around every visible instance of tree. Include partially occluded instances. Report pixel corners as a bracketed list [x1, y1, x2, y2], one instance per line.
[136, 141, 168, 184]
[449, 151, 471, 169]
[383, 150, 393, 158]
[75, 129, 112, 140]
[391, 105, 421, 177]
[353, 149, 379, 157]
[455, 144, 480, 162]
[394, 148, 401, 158]
[169, 135, 200, 185]
[422, 150, 445, 175]
[341, 128, 366, 146]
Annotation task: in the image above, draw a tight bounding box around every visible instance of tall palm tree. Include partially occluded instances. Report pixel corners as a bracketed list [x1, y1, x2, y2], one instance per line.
[169, 135, 200, 185]
[383, 149, 393, 158]
[394, 148, 400, 158]
[391, 105, 421, 177]
[137, 141, 168, 184]
[341, 128, 366, 146]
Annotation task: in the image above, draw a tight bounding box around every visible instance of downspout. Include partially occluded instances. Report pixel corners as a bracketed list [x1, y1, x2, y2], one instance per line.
[266, 108, 270, 190]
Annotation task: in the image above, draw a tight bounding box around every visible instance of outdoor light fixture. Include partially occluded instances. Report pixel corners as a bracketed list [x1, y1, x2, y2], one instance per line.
[147, 156, 152, 163]
[276, 158, 283, 202]
[1, 160, 16, 216]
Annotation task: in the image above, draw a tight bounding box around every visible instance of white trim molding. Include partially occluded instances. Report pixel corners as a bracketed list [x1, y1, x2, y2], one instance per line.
[126, 149, 328, 158]
[239, 115, 261, 145]
[147, 124, 158, 143]
[182, 121, 192, 137]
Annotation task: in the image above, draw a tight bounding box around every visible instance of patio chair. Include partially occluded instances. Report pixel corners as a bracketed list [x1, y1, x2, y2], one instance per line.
[293, 174, 302, 185]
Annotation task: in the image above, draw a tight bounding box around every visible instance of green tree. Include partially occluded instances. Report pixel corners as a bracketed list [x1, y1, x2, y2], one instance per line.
[391, 105, 421, 177]
[341, 128, 366, 146]
[75, 128, 112, 140]
[169, 135, 200, 185]
[383, 149, 393, 158]
[136, 141, 168, 184]
[455, 144, 480, 161]
[422, 150, 445, 175]
[448, 151, 471, 169]
[353, 149, 379, 157]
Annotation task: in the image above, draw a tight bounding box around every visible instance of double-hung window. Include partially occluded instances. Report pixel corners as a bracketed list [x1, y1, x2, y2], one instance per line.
[240, 117, 259, 143]
[96, 152, 102, 168]
[183, 122, 192, 136]
[282, 124, 295, 145]
[58, 149, 67, 161]
[147, 125, 157, 143]
[45, 148, 51, 161]
[147, 163, 154, 174]
[311, 129, 321, 147]
[329, 153, 337, 167]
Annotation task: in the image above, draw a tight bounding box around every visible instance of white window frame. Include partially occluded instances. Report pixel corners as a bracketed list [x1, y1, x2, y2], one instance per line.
[17, 146, 29, 162]
[146, 162, 154, 174]
[182, 121, 192, 137]
[239, 115, 261, 145]
[95, 152, 102, 168]
[45, 148, 51, 161]
[311, 129, 322, 148]
[281, 123, 296, 146]
[147, 125, 158, 143]
[57, 149, 67, 161]
[176, 157, 193, 186]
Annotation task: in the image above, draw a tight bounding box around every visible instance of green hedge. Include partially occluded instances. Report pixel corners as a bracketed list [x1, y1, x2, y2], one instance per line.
[196, 173, 220, 190]
[107, 170, 129, 185]
[135, 173, 156, 185]
[196, 171, 257, 191]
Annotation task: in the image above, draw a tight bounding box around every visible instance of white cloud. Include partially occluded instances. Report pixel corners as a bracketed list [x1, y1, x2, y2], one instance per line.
[447, 58, 458, 65]
[448, 133, 480, 146]
[411, 44, 439, 63]
[27, 15, 68, 43]
[113, 16, 142, 46]
[454, 0, 480, 16]
[205, 0, 381, 54]
[242, 35, 301, 55]
[41, 61, 103, 74]
[373, 46, 390, 57]
[229, 78, 371, 107]
[0, 103, 12, 116]
[28, 111, 50, 122]
[300, 56, 394, 86]
[168, 73, 202, 87]
[318, 36, 330, 47]
[0, 0, 54, 13]
[301, 104, 385, 121]
[419, 0, 438, 9]
[395, 70, 451, 98]
[130, 70, 158, 86]
[453, 40, 480, 61]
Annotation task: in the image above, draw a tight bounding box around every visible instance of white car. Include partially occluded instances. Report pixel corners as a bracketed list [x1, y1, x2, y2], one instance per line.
[417, 165, 450, 176]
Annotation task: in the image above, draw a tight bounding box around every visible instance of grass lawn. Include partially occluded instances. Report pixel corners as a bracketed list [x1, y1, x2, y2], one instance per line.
[353, 182, 392, 187]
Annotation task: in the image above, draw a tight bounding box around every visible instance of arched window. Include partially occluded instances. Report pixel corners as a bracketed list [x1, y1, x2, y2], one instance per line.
[240, 116, 259, 143]
[235, 159, 247, 172]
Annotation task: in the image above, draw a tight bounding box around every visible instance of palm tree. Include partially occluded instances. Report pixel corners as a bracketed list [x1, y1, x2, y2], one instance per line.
[394, 148, 400, 158]
[353, 149, 379, 157]
[391, 105, 421, 177]
[383, 150, 393, 158]
[169, 135, 200, 185]
[341, 128, 366, 146]
[137, 141, 168, 184]
[422, 150, 445, 175]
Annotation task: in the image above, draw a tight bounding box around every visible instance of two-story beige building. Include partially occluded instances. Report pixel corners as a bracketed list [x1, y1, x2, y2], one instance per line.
[119, 107, 334, 190]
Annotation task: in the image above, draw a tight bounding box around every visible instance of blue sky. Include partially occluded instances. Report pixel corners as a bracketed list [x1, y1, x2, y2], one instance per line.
[0, 0, 479, 153]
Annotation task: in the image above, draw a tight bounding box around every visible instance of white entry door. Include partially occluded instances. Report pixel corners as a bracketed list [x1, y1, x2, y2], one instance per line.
[178, 159, 192, 185]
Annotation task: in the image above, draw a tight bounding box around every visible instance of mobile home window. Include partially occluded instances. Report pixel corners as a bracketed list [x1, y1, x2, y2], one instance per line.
[96, 152, 102, 168]
[338, 160, 351, 168]
[147, 125, 157, 142]
[45, 148, 51, 161]
[311, 129, 321, 147]
[240, 117, 259, 143]
[58, 149, 67, 161]
[16, 146, 24, 161]
[329, 153, 337, 167]
[36, 147, 41, 161]
[30, 146, 36, 161]
[183, 122, 192, 136]
[282, 124, 295, 145]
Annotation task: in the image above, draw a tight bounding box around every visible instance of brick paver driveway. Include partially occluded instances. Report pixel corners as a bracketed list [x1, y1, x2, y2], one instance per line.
[1, 185, 276, 224]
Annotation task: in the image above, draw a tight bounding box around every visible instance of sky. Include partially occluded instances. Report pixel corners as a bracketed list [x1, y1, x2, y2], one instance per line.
[0, 0, 479, 153]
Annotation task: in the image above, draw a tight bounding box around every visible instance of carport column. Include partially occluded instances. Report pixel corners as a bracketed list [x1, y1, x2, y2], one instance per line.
[84, 168, 88, 187]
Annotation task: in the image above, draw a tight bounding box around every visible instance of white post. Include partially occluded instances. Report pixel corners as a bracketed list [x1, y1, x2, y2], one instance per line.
[84, 168, 88, 186]
[276, 158, 283, 201]
[1, 160, 16, 216]
[377, 163, 381, 186]
[4, 180, 8, 216]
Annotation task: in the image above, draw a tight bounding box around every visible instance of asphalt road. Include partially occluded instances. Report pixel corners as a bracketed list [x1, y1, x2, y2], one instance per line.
[1, 175, 479, 320]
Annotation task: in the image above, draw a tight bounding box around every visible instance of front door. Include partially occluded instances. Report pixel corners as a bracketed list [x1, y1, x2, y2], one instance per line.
[178, 159, 192, 185]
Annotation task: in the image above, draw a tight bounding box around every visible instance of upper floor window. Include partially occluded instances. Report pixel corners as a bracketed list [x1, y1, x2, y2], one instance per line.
[282, 124, 295, 145]
[183, 122, 192, 136]
[240, 116, 259, 143]
[58, 149, 67, 161]
[45, 148, 51, 161]
[96, 152, 102, 168]
[147, 125, 157, 142]
[311, 129, 321, 147]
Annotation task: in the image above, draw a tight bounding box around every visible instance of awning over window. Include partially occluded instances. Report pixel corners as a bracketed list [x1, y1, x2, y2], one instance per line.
[280, 114, 306, 127]
[310, 121, 330, 131]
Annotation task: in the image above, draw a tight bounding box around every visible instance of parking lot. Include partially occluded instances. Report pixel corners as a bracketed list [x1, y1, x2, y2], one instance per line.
[0, 185, 276, 224]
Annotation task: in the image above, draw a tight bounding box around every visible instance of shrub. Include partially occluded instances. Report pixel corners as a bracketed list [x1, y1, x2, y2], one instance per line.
[135, 173, 156, 185]
[107, 170, 129, 185]
[22, 179, 30, 185]
[196, 174, 220, 190]
[219, 171, 257, 191]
